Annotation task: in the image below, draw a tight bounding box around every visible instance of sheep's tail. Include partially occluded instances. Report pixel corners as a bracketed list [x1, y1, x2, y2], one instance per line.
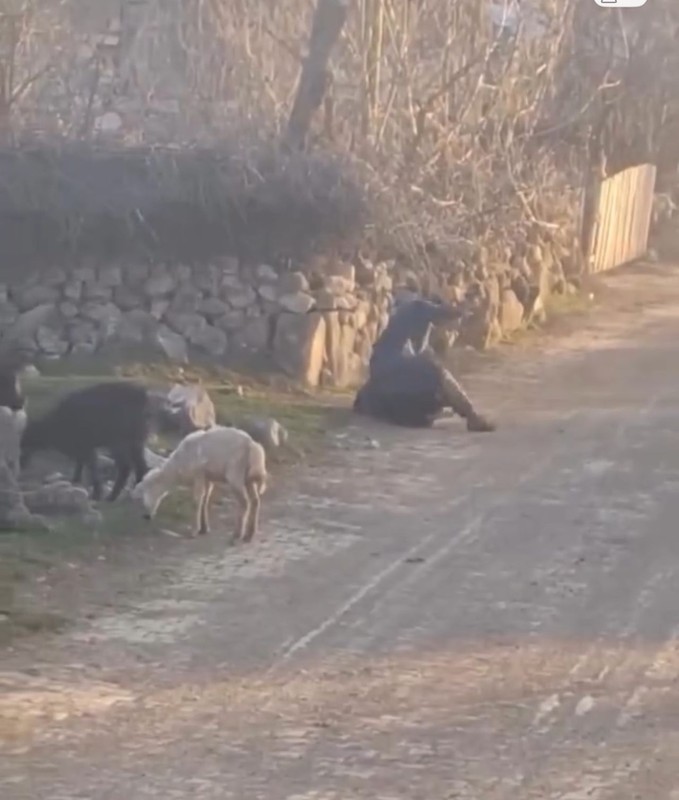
[246, 440, 267, 492]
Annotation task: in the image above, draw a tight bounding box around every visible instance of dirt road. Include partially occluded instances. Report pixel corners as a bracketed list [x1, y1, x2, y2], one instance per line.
[3, 262, 679, 798]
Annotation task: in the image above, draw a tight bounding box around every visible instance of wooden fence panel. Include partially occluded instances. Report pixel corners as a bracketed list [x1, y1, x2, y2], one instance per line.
[588, 163, 657, 274]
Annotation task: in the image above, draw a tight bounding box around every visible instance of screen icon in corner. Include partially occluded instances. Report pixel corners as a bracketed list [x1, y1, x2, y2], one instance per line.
[595, 0, 647, 6]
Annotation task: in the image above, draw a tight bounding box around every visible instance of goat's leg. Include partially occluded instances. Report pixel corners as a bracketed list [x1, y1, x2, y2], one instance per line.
[229, 487, 250, 546]
[131, 444, 149, 486]
[71, 458, 85, 485]
[107, 452, 132, 501]
[83, 452, 103, 501]
[242, 482, 261, 543]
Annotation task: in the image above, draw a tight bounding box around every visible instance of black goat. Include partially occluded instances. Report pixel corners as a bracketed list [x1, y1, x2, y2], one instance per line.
[20, 381, 152, 501]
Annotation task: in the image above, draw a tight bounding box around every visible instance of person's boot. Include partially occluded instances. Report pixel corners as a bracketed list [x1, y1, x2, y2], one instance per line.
[466, 412, 496, 432]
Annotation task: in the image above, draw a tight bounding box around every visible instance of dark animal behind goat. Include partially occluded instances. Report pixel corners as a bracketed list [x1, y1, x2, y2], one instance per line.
[20, 381, 151, 501]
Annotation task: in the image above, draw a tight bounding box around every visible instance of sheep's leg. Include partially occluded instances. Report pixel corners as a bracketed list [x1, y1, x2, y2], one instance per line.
[107, 453, 132, 501]
[190, 478, 207, 537]
[198, 482, 214, 536]
[230, 487, 250, 546]
[242, 481, 261, 543]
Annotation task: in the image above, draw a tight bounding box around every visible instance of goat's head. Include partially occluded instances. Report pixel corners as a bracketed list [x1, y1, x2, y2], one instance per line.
[131, 468, 168, 521]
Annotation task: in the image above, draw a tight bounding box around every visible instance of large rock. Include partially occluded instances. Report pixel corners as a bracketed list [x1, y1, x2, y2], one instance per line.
[171, 264, 193, 284]
[278, 292, 315, 314]
[195, 265, 222, 294]
[220, 274, 247, 292]
[322, 313, 362, 388]
[0, 407, 25, 476]
[36, 325, 69, 357]
[83, 282, 112, 302]
[165, 311, 206, 339]
[59, 301, 79, 319]
[81, 302, 123, 339]
[12, 284, 59, 312]
[277, 271, 309, 294]
[200, 297, 230, 319]
[113, 285, 142, 311]
[170, 286, 202, 315]
[323, 275, 352, 295]
[98, 265, 124, 288]
[23, 479, 102, 527]
[189, 324, 228, 357]
[256, 264, 278, 283]
[68, 319, 99, 352]
[218, 256, 240, 274]
[152, 383, 216, 436]
[5, 304, 57, 346]
[257, 284, 278, 303]
[327, 261, 356, 292]
[0, 409, 49, 532]
[116, 309, 156, 344]
[227, 287, 257, 310]
[154, 325, 189, 363]
[63, 281, 83, 303]
[144, 272, 176, 297]
[215, 309, 246, 331]
[72, 266, 96, 283]
[231, 317, 269, 352]
[150, 298, 170, 320]
[273, 312, 326, 387]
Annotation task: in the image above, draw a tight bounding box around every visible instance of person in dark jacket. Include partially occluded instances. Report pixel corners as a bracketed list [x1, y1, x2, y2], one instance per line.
[354, 297, 495, 432]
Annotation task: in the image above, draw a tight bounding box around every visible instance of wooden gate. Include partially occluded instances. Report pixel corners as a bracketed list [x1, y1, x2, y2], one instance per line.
[586, 163, 657, 274]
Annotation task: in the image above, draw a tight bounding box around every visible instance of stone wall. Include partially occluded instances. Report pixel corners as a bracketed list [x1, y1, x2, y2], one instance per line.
[0, 211, 585, 389]
[0, 257, 394, 389]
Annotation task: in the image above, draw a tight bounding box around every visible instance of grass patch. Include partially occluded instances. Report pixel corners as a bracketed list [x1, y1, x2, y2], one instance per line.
[0, 362, 352, 646]
[23, 362, 348, 457]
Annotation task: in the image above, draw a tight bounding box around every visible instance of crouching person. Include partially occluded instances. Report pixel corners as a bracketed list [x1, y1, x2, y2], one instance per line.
[354, 354, 495, 432]
[355, 296, 496, 432]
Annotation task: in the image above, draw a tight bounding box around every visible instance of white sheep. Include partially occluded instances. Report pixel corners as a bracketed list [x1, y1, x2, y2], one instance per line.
[131, 425, 267, 544]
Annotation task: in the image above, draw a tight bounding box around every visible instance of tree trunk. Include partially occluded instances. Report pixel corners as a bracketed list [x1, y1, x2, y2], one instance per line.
[284, 0, 349, 151]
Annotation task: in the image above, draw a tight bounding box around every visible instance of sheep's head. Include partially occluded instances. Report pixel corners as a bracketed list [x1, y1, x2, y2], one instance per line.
[131, 468, 169, 520]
